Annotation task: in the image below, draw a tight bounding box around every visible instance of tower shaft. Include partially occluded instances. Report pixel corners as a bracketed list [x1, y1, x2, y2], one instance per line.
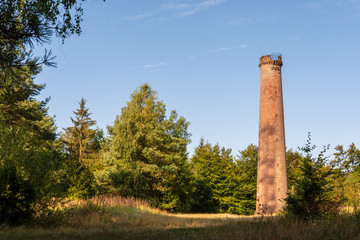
[257, 54, 287, 214]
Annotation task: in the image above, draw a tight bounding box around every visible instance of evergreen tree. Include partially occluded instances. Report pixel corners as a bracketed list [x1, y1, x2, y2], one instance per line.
[86, 128, 106, 171]
[61, 98, 97, 199]
[0, 65, 56, 140]
[0, 0, 105, 221]
[0, 117, 61, 224]
[0, 63, 60, 205]
[190, 139, 238, 213]
[233, 144, 258, 214]
[0, 0, 105, 70]
[96, 84, 191, 211]
[89, 128, 106, 153]
[62, 98, 96, 163]
[332, 143, 360, 212]
[63, 160, 96, 199]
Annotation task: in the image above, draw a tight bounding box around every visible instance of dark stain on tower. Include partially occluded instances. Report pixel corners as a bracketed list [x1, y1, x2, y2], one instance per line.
[257, 53, 288, 214]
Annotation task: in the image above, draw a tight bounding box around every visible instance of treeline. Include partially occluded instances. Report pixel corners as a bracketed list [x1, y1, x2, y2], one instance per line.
[1, 78, 360, 225]
[1, 0, 360, 225]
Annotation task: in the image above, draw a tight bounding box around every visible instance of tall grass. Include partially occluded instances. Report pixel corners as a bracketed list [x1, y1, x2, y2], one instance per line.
[0, 196, 359, 240]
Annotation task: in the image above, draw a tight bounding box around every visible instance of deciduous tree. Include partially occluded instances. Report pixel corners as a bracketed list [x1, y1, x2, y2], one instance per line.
[96, 84, 191, 211]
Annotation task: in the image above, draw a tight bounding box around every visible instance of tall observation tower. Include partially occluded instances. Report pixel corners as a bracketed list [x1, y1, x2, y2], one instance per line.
[257, 53, 288, 214]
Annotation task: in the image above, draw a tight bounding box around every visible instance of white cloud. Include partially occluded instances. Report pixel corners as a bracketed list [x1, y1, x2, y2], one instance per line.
[212, 47, 232, 52]
[295, 0, 359, 9]
[178, 10, 197, 17]
[162, 3, 190, 10]
[199, 0, 226, 7]
[122, 0, 227, 21]
[142, 62, 169, 69]
[175, 0, 227, 17]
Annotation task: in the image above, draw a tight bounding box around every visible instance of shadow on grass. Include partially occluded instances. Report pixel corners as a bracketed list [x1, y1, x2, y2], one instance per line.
[1, 215, 360, 240]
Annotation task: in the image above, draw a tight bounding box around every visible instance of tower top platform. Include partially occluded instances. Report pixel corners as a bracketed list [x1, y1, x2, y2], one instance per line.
[259, 53, 283, 68]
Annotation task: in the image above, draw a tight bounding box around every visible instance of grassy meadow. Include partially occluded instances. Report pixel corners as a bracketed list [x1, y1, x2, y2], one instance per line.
[0, 196, 359, 240]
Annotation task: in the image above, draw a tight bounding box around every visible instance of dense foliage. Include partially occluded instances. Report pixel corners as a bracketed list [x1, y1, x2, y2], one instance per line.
[0, 88, 61, 224]
[0, 48, 61, 225]
[285, 134, 337, 218]
[1, 0, 360, 227]
[61, 98, 99, 199]
[189, 141, 258, 214]
[234, 144, 258, 214]
[190, 140, 234, 213]
[0, 0, 105, 70]
[95, 84, 191, 211]
[0, 0, 104, 224]
[1, 79, 360, 224]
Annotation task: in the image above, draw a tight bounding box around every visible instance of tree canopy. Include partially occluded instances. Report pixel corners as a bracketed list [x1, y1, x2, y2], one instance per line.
[0, 0, 105, 70]
[96, 83, 191, 210]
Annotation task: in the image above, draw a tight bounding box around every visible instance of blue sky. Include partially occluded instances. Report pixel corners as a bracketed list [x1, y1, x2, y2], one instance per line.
[36, 0, 360, 156]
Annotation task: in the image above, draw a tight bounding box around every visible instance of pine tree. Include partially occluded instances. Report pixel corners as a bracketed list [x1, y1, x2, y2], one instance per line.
[190, 139, 238, 213]
[62, 98, 96, 163]
[0, 65, 56, 140]
[233, 144, 258, 214]
[0, 65, 61, 224]
[0, 0, 104, 70]
[61, 98, 98, 199]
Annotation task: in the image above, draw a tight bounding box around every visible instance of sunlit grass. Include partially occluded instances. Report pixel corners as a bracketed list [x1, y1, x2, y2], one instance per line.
[0, 196, 359, 240]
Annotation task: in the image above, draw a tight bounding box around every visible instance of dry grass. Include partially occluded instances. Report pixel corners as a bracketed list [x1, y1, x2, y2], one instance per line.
[0, 196, 359, 240]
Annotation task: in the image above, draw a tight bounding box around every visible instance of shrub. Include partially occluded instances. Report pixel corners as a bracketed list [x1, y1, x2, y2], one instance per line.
[285, 133, 339, 219]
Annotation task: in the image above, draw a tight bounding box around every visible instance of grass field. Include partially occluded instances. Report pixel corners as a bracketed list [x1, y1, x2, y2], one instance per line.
[0, 196, 359, 240]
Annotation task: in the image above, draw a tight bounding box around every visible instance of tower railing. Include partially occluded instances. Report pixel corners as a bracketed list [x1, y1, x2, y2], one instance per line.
[270, 53, 282, 60]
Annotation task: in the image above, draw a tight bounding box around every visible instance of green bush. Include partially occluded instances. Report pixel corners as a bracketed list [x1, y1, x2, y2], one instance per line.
[285, 134, 339, 219]
[0, 121, 63, 225]
[65, 161, 96, 199]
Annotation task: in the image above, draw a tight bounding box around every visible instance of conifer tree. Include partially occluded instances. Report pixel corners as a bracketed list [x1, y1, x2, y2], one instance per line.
[0, 0, 105, 70]
[233, 144, 258, 214]
[96, 84, 191, 210]
[0, 65, 61, 224]
[62, 98, 97, 163]
[61, 98, 97, 199]
[0, 65, 56, 140]
[190, 139, 237, 213]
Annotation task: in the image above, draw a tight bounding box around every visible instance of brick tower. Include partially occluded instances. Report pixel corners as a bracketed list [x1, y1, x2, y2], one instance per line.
[257, 53, 287, 214]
